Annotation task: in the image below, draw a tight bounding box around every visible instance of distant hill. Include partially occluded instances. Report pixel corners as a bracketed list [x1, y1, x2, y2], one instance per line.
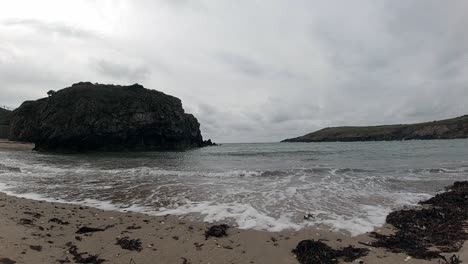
[282, 115, 468, 142]
[0, 107, 12, 125]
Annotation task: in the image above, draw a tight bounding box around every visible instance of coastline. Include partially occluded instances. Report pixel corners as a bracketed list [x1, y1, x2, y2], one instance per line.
[0, 139, 34, 151]
[0, 141, 466, 263]
[0, 192, 465, 264]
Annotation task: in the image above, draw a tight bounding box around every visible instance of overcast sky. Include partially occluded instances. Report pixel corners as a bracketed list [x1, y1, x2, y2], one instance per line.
[1, 1, 467, 142]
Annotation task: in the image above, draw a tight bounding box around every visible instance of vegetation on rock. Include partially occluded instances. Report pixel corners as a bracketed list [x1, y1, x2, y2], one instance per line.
[283, 115, 468, 142]
[9, 82, 213, 151]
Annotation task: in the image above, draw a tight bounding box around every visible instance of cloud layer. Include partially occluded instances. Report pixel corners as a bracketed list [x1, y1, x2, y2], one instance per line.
[1, 0, 467, 142]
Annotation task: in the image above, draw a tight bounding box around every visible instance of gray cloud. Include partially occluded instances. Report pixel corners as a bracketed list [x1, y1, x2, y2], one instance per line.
[2, 18, 99, 39]
[1, 1, 468, 142]
[91, 59, 150, 82]
[216, 51, 297, 79]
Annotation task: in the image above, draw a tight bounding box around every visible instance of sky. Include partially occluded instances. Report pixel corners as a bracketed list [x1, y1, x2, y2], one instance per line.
[1, 0, 467, 143]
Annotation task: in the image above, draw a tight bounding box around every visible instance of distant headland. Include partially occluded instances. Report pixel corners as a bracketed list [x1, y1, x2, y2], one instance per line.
[282, 115, 468, 142]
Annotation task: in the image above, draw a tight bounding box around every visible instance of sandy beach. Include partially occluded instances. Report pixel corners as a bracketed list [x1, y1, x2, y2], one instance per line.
[1, 192, 465, 264]
[0, 140, 33, 151]
[0, 141, 466, 264]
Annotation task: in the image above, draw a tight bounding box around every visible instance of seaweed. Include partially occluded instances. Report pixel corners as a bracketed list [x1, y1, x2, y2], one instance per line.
[205, 224, 229, 239]
[24, 211, 42, 218]
[449, 255, 462, 264]
[292, 240, 369, 264]
[18, 218, 34, 226]
[115, 237, 143, 252]
[76, 226, 105, 234]
[49, 218, 70, 225]
[29, 245, 42, 251]
[0, 258, 16, 264]
[370, 181, 468, 261]
[65, 242, 105, 264]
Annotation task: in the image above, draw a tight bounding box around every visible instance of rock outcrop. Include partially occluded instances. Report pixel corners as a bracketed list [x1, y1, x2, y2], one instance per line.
[0, 107, 12, 139]
[0, 107, 11, 126]
[282, 115, 468, 142]
[9, 82, 212, 151]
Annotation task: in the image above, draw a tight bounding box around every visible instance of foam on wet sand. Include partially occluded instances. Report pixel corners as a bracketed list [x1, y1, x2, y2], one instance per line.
[0, 191, 466, 264]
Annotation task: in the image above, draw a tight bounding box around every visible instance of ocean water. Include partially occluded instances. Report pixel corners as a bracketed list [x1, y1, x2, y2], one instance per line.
[0, 140, 467, 236]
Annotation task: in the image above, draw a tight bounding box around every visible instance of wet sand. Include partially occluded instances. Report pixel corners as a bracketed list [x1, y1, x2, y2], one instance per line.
[0, 139, 34, 151]
[0, 192, 465, 264]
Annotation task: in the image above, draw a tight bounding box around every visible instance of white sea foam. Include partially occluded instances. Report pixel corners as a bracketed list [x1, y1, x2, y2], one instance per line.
[155, 201, 304, 232]
[1, 141, 467, 236]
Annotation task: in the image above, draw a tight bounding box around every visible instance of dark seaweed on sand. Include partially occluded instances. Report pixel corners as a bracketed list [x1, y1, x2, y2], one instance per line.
[0, 258, 17, 264]
[205, 224, 229, 239]
[292, 240, 369, 264]
[49, 218, 70, 225]
[18, 218, 34, 226]
[76, 226, 106, 234]
[371, 181, 468, 261]
[115, 237, 143, 252]
[65, 242, 105, 264]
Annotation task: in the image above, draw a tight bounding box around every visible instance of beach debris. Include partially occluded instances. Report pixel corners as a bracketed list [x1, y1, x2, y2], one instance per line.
[370, 181, 468, 261]
[126, 225, 141, 230]
[56, 257, 71, 263]
[194, 242, 204, 251]
[24, 211, 42, 218]
[115, 237, 143, 252]
[76, 226, 106, 234]
[292, 239, 369, 264]
[65, 242, 105, 264]
[205, 224, 229, 239]
[29, 245, 42, 251]
[0, 258, 16, 264]
[18, 218, 34, 226]
[449, 255, 462, 264]
[49, 218, 70, 225]
[304, 213, 315, 220]
[181, 257, 191, 264]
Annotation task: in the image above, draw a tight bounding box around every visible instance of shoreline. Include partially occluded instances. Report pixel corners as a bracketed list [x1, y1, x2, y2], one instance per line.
[0, 141, 466, 263]
[0, 139, 34, 151]
[0, 192, 465, 264]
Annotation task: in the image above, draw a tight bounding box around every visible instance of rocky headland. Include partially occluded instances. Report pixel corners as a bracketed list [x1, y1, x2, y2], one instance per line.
[0, 107, 11, 139]
[283, 115, 468, 142]
[9, 82, 214, 151]
[0, 107, 11, 126]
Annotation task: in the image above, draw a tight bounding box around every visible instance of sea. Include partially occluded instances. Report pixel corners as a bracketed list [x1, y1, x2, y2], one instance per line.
[0, 140, 467, 236]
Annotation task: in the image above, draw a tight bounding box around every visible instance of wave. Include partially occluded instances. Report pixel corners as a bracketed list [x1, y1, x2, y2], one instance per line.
[0, 146, 466, 236]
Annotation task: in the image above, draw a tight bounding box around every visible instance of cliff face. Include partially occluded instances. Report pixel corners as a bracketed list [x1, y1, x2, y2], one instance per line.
[0, 107, 11, 139]
[9, 82, 208, 151]
[282, 115, 468, 142]
[0, 107, 11, 126]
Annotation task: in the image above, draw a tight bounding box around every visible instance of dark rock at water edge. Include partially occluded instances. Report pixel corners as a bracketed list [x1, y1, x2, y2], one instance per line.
[283, 115, 468, 142]
[9, 82, 214, 152]
[202, 138, 217, 146]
